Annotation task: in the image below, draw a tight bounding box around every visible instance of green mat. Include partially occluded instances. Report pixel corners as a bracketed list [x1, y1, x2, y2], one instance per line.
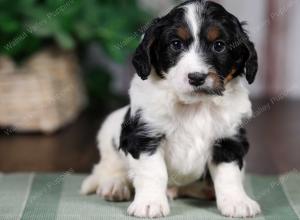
[0, 171, 299, 220]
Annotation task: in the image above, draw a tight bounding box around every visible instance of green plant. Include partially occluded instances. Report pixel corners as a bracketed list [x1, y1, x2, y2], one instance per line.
[0, 0, 150, 62]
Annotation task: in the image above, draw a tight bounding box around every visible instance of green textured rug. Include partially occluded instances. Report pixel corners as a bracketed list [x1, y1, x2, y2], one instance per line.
[0, 171, 299, 220]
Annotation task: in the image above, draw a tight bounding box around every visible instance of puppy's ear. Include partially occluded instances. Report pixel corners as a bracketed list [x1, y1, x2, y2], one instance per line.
[241, 34, 258, 84]
[132, 18, 161, 80]
[234, 20, 258, 84]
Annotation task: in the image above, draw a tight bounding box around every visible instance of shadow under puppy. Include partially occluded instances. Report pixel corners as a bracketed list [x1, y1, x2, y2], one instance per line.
[81, 0, 261, 218]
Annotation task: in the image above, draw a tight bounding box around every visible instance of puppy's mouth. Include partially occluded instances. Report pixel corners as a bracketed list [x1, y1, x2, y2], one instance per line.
[192, 86, 225, 96]
[190, 73, 225, 96]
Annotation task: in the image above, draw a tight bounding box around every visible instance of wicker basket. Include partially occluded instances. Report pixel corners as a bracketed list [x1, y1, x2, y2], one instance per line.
[0, 49, 87, 133]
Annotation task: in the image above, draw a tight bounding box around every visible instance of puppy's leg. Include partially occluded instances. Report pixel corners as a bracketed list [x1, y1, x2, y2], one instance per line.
[81, 107, 132, 201]
[81, 157, 132, 201]
[80, 147, 132, 201]
[209, 129, 261, 218]
[209, 133, 261, 218]
[209, 162, 260, 218]
[127, 151, 170, 218]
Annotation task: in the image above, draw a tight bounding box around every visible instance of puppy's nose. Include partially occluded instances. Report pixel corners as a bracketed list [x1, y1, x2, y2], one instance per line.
[188, 72, 208, 86]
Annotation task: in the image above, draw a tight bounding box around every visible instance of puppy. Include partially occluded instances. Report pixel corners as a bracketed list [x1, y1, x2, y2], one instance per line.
[81, 0, 261, 218]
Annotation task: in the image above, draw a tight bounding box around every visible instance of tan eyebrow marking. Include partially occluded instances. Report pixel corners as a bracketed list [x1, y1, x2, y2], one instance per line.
[177, 26, 191, 40]
[207, 26, 221, 42]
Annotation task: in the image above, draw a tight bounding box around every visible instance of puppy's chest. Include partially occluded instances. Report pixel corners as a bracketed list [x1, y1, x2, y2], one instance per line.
[162, 104, 239, 185]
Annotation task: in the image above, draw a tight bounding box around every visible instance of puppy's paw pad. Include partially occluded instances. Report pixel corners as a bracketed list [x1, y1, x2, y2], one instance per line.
[128, 197, 170, 218]
[218, 196, 261, 218]
[97, 179, 131, 202]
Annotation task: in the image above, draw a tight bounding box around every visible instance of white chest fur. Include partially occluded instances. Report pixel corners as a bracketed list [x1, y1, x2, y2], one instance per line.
[130, 76, 252, 186]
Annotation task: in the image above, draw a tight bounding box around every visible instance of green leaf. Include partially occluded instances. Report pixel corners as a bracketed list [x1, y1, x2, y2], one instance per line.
[0, 0, 150, 63]
[55, 31, 75, 49]
[0, 14, 20, 33]
[74, 22, 93, 41]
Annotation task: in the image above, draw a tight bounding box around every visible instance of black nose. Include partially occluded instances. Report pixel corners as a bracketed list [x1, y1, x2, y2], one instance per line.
[188, 72, 208, 86]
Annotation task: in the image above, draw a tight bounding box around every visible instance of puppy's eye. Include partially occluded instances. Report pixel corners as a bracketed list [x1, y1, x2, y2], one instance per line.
[213, 41, 226, 53]
[170, 40, 184, 51]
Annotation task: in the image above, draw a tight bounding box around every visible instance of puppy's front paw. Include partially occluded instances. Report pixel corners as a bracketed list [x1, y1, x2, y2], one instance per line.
[127, 196, 170, 218]
[217, 194, 261, 218]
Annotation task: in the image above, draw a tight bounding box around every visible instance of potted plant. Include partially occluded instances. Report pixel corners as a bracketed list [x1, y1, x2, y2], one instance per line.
[0, 0, 149, 133]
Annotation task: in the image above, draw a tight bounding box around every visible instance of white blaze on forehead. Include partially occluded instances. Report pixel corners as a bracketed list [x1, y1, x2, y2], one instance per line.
[166, 1, 211, 101]
[174, 2, 207, 75]
[182, 2, 204, 43]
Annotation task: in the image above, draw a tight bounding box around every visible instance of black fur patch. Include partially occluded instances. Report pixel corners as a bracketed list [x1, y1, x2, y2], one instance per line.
[119, 108, 165, 159]
[212, 128, 249, 169]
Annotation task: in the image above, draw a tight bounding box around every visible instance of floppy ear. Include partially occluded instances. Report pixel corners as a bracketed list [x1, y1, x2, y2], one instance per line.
[241, 35, 258, 84]
[233, 19, 258, 84]
[132, 18, 160, 80]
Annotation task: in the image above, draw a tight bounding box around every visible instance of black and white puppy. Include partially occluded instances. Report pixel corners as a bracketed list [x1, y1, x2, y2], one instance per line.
[81, 0, 261, 218]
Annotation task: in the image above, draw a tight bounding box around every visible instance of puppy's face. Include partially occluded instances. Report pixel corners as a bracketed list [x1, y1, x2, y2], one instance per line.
[132, 0, 258, 103]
